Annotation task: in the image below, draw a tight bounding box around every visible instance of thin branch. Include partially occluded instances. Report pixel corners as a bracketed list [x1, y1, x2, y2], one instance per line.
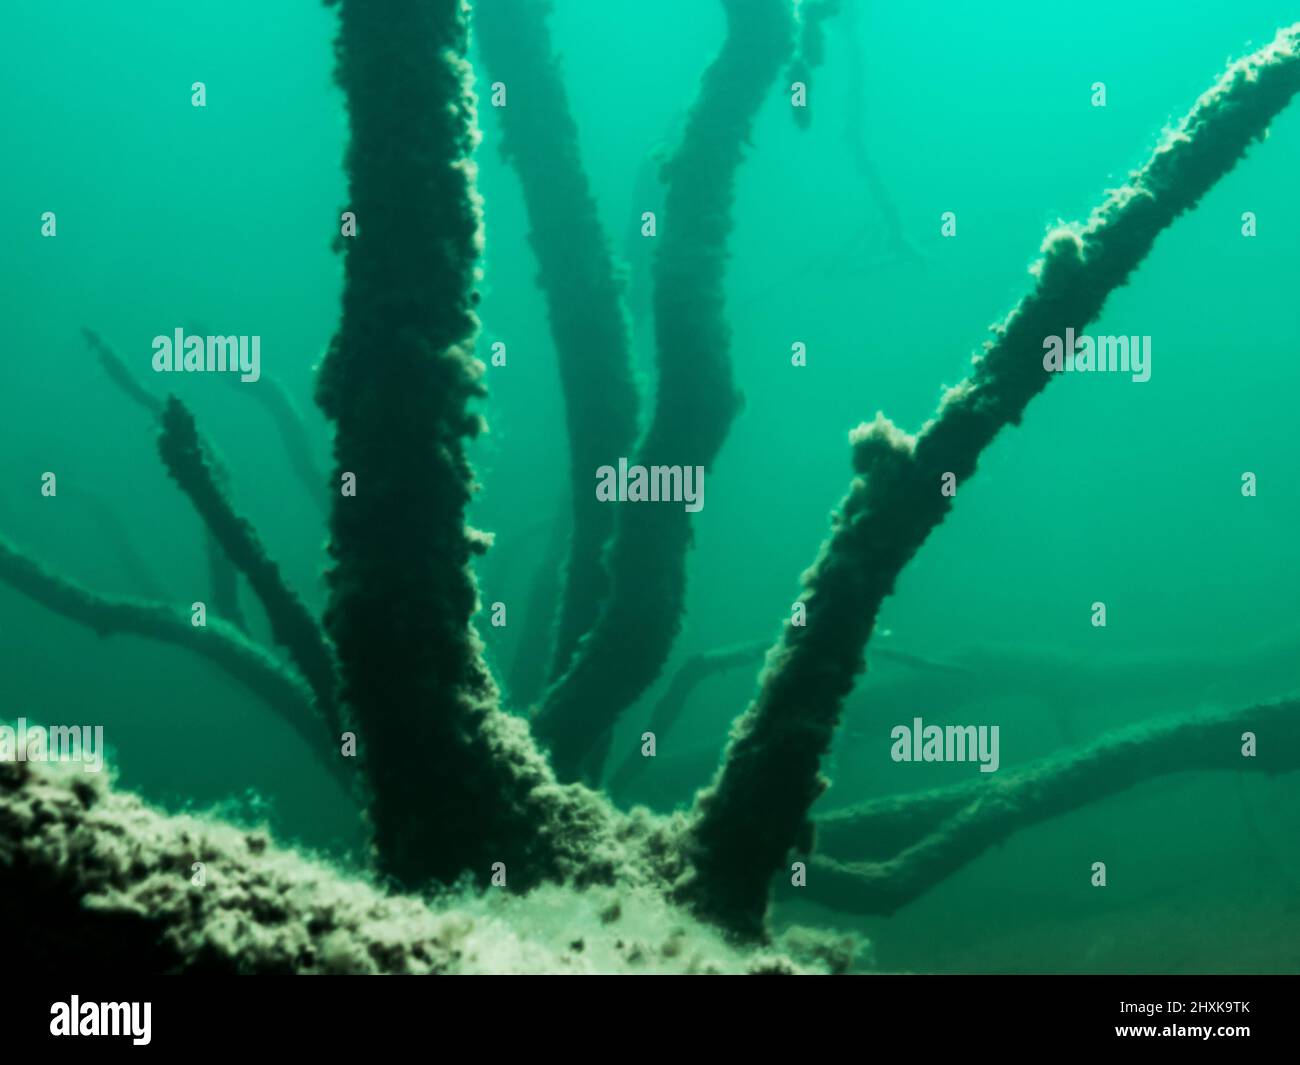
[607, 640, 768, 795]
[80, 326, 163, 417]
[0, 532, 341, 784]
[80, 326, 247, 629]
[157, 396, 339, 737]
[607, 638, 960, 796]
[204, 532, 247, 631]
[649, 641, 772, 743]
[220, 371, 328, 515]
[804, 697, 1300, 916]
[503, 510, 567, 709]
[787, 0, 843, 130]
[75, 489, 167, 601]
[840, 0, 923, 271]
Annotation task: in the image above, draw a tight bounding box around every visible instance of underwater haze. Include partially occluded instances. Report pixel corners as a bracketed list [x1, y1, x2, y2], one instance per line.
[2, 0, 1300, 976]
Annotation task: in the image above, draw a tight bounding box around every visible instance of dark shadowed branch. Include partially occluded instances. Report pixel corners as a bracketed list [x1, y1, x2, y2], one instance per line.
[316, 0, 614, 891]
[474, 0, 641, 686]
[80, 326, 247, 629]
[157, 396, 340, 737]
[534, 0, 797, 782]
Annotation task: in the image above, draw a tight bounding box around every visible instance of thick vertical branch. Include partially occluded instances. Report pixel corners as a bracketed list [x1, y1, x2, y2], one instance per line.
[474, 0, 641, 684]
[534, 0, 796, 781]
[318, 0, 603, 889]
[679, 23, 1300, 934]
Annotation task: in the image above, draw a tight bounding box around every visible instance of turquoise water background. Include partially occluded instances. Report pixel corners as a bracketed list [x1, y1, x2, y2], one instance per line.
[2, 1, 1299, 971]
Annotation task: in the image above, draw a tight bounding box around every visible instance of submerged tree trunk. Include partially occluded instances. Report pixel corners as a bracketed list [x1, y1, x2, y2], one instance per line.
[316, 0, 603, 892]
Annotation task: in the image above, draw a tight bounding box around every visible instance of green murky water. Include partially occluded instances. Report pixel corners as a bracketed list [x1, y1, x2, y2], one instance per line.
[3, 0, 1298, 973]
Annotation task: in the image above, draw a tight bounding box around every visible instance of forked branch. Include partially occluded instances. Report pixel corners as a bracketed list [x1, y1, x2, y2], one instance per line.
[804, 697, 1300, 915]
[679, 23, 1300, 934]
